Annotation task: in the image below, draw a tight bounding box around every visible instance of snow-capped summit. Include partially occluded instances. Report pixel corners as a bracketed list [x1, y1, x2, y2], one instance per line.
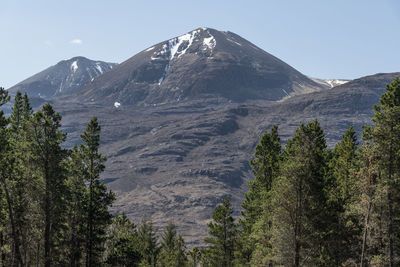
[76, 27, 325, 105]
[8, 56, 117, 99]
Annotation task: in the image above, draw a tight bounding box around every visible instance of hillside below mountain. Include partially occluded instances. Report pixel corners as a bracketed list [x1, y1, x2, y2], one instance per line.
[53, 71, 399, 245]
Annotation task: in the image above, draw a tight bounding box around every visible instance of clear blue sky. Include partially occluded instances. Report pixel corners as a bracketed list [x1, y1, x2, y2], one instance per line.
[1, 0, 399, 88]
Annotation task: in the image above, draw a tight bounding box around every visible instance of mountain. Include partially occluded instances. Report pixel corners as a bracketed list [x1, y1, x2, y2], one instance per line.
[51, 71, 398, 246]
[74, 28, 325, 105]
[4, 27, 399, 246]
[8, 56, 117, 99]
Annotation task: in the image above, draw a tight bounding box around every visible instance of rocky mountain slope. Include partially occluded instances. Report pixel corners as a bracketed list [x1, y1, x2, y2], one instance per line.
[51, 71, 399, 245]
[4, 27, 399, 246]
[8, 56, 117, 98]
[73, 28, 325, 106]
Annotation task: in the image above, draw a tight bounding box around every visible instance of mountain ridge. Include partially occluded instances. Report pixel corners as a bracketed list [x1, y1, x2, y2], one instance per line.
[73, 27, 326, 105]
[7, 56, 117, 99]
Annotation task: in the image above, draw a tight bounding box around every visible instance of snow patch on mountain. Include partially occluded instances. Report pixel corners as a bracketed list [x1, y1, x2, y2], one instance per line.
[168, 29, 200, 60]
[71, 61, 78, 73]
[309, 77, 350, 88]
[203, 35, 216, 50]
[114, 101, 121, 108]
[95, 63, 103, 74]
[325, 79, 348, 88]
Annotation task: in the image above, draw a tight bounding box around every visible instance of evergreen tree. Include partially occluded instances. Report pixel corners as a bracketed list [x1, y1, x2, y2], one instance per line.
[9, 92, 23, 131]
[81, 117, 115, 266]
[368, 77, 400, 266]
[65, 146, 88, 266]
[159, 223, 188, 267]
[325, 125, 361, 265]
[27, 103, 68, 266]
[21, 93, 33, 121]
[187, 247, 201, 267]
[104, 213, 142, 266]
[0, 88, 20, 266]
[138, 219, 159, 267]
[204, 197, 237, 267]
[238, 126, 281, 264]
[270, 120, 330, 266]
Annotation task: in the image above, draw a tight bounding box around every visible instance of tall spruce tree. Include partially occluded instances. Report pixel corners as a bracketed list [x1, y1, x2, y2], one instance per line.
[204, 197, 237, 267]
[80, 117, 115, 266]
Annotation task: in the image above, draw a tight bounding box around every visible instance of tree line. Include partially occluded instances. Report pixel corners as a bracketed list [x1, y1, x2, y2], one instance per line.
[0, 78, 399, 266]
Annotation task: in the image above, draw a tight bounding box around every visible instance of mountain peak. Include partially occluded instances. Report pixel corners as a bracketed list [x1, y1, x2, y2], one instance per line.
[76, 28, 324, 105]
[8, 57, 117, 98]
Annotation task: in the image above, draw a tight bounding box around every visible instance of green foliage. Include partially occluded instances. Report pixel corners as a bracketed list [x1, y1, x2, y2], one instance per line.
[104, 213, 142, 266]
[270, 120, 330, 266]
[1, 78, 400, 266]
[159, 223, 188, 267]
[204, 197, 237, 267]
[81, 117, 115, 266]
[238, 125, 281, 265]
[356, 77, 400, 266]
[325, 125, 361, 265]
[138, 219, 159, 267]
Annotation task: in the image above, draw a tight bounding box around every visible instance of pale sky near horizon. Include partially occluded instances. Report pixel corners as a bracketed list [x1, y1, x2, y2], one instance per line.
[1, 0, 399, 88]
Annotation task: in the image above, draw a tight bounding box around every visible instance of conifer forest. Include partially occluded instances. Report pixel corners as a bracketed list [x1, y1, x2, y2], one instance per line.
[1, 78, 400, 266]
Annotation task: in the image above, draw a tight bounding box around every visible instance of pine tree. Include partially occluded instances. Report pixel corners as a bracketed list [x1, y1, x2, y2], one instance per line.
[369, 77, 400, 266]
[159, 223, 188, 267]
[80, 117, 115, 266]
[138, 219, 159, 267]
[2, 92, 32, 267]
[188, 247, 201, 267]
[204, 197, 237, 267]
[325, 125, 361, 265]
[270, 120, 330, 266]
[21, 93, 33, 121]
[104, 213, 142, 266]
[0, 88, 20, 266]
[27, 103, 68, 266]
[238, 126, 281, 264]
[65, 146, 88, 266]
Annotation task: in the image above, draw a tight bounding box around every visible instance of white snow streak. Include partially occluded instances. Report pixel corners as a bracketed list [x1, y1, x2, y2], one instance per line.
[227, 38, 242, 46]
[146, 46, 155, 52]
[282, 89, 290, 96]
[71, 61, 78, 73]
[95, 63, 103, 74]
[158, 64, 169, 85]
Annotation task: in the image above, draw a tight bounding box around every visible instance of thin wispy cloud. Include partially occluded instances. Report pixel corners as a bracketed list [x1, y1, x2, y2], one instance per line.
[69, 39, 83, 45]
